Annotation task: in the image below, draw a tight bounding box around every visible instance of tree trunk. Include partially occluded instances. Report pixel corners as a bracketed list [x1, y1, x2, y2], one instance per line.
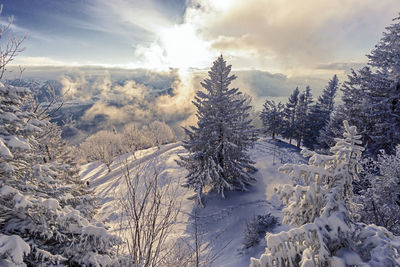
[197, 184, 204, 207]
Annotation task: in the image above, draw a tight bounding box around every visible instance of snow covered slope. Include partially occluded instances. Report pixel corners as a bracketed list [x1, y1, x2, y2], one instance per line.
[80, 138, 306, 266]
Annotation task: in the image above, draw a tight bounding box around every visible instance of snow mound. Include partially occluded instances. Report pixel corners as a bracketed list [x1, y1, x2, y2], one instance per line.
[6, 136, 30, 150]
[0, 234, 30, 266]
[0, 138, 13, 158]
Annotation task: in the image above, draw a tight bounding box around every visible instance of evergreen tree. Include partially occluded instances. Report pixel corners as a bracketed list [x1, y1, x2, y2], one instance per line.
[324, 14, 400, 155]
[251, 121, 400, 266]
[304, 75, 339, 150]
[259, 99, 284, 139]
[177, 56, 257, 206]
[0, 82, 122, 266]
[317, 106, 346, 149]
[282, 87, 300, 144]
[293, 86, 313, 148]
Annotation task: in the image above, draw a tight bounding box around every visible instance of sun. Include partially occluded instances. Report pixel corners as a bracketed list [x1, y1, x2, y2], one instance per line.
[159, 24, 213, 71]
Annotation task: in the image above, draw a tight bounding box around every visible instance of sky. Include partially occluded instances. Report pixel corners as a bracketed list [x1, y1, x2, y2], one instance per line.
[2, 0, 400, 142]
[4, 0, 400, 76]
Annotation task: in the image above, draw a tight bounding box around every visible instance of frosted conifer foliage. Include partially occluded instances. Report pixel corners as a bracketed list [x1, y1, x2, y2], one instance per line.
[250, 121, 400, 267]
[178, 55, 257, 206]
[357, 145, 400, 235]
[0, 83, 122, 266]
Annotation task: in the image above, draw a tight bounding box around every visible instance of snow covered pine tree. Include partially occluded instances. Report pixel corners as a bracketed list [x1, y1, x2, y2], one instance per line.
[293, 86, 313, 148]
[260, 100, 284, 140]
[282, 87, 300, 145]
[304, 75, 339, 150]
[250, 121, 400, 267]
[0, 82, 122, 265]
[178, 55, 257, 206]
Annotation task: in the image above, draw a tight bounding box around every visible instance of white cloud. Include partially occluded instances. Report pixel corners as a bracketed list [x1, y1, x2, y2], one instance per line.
[129, 0, 400, 72]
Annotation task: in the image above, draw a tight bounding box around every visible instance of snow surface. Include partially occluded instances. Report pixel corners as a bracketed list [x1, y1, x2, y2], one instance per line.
[0, 112, 19, 122]
[0, 234, 30, 266]
[6, 136, 30, 150]
[0, 138, 13, 158]
[81, 138, 306, 266]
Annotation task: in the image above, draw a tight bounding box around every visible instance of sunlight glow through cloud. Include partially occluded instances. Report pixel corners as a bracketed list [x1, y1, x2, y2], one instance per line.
[132, 23, 214, 72]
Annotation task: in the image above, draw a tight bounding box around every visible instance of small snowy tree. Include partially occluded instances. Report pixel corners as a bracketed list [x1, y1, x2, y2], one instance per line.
[148, 120, 176, 147]
[121, 122, 142, 153]
[178, 55, 257, 206]
[80, 130, 122, 172]
[260, 100, 284, 140]
[250, 121, 400, 266]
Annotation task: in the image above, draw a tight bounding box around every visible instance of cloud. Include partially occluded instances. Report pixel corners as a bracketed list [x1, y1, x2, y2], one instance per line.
[200, 0, 400, 70]
[129, 0, 399, 72]
[231, 70, 329, 108]
[13, 64, 342, 143]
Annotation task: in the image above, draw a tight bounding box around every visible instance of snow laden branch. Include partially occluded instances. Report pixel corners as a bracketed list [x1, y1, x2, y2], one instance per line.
[250, 121, 400, 267]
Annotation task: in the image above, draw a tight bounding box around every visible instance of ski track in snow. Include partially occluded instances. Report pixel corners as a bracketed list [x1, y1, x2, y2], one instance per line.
[80, 138, 305, 267]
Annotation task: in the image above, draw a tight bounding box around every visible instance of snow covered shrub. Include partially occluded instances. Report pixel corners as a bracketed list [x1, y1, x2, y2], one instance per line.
[0, 82, 122, 266]
[356, 145, 400, 235]
[80, 130, 123, 171]
[250, 121, 400, 267]
[243, 214, 278, 249]
[120, 122, 154, 153]
[148, 120, 176, 147]
[178, 55, 257, 206]
[119, 121, 176, 155]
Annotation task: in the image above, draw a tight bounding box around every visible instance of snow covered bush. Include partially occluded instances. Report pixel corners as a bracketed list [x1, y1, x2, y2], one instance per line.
[80, 130, 123, 172]
[250, 121, 400, 267]
[120, 122, 154, 153]
[0, 82, 122, 266]
[148, 120, 176, 147]
[243, 214, 278, 249]
[120, 121, 175, 154]
[356, 145, 400, 235]
[178, 55, 257, 206]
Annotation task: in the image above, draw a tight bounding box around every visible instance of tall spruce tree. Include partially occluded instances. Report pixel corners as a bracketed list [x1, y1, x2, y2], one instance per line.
[282, 87, 300, 144]
[293, 86, 313, 148]
[260, 99, 284, 139]
[178, 55, 257, 206]
[304, 75, 339, 150]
